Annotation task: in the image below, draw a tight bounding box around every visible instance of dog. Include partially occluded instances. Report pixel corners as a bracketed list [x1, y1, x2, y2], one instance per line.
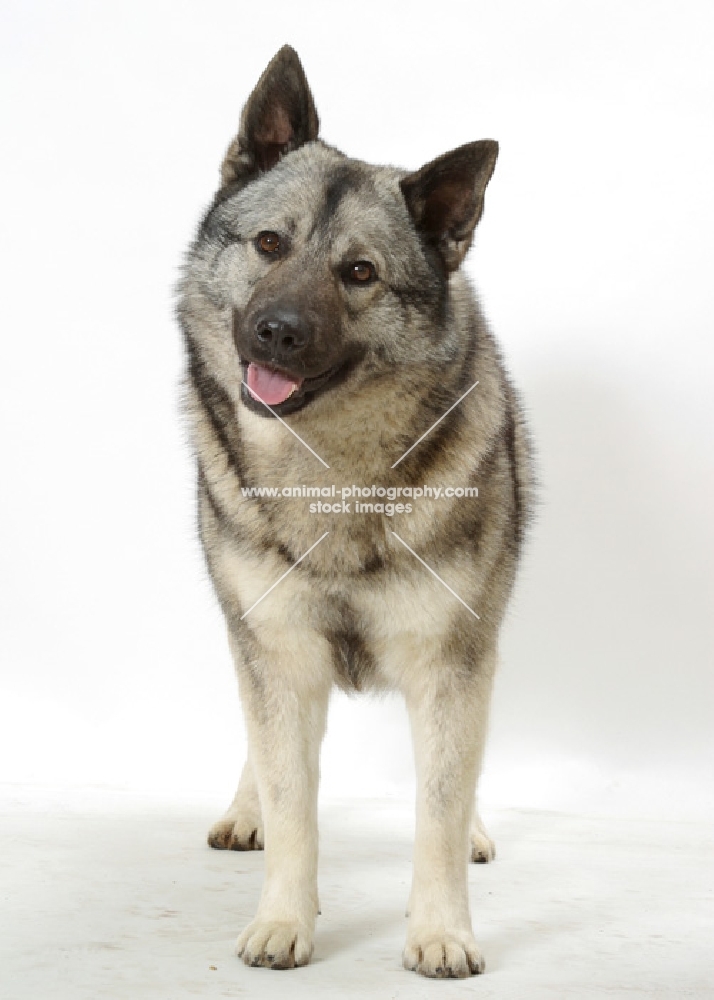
[177, 45, 533, 978]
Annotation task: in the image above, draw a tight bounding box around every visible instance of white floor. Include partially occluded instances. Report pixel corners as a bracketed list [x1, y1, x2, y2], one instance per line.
[1, 786, 711, 999]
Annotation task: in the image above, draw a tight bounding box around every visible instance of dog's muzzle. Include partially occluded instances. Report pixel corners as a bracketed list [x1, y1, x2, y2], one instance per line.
[253, 307, 310, 361]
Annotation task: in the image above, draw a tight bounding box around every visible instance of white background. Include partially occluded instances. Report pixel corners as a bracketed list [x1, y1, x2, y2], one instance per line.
[1, 0, 712, 824]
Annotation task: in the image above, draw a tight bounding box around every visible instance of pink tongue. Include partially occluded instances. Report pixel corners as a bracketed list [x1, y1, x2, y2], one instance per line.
[246, 363, 303, 405]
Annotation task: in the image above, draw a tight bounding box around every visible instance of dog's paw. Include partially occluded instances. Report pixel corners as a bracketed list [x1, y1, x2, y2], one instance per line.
[207, 810, 264, 851]
[403, 930, 485, 978]
[236, 919, 313, 970]
[469, 826, 496, 863]
[469, 812, 496, 863]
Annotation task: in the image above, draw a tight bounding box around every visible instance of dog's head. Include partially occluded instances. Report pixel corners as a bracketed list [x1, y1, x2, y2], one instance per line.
[182, 46, 498, 419]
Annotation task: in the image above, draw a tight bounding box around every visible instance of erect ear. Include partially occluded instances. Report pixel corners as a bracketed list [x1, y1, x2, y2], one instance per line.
[220, 45, 320, 188]
[400, 140, 499, 272]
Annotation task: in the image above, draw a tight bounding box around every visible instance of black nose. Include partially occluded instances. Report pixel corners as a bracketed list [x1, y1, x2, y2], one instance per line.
[254, 309, 310, 359]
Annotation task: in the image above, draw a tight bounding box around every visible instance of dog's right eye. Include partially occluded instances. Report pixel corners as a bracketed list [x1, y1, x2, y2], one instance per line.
[256, 231, 281, 255]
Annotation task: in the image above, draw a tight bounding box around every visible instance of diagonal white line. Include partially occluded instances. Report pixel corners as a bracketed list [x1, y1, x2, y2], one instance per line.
[390, 531, 480, 620]
[391, 381, 479, 469]
[242, 380, 330, 469]
[240, 531, 330, 620]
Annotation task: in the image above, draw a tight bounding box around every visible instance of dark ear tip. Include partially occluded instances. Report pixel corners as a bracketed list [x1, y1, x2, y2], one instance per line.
[470, 138, 499, 166]
[484, 139, 499, 156]
[263, 45, 310, 90]
[272, 44, 302, 67]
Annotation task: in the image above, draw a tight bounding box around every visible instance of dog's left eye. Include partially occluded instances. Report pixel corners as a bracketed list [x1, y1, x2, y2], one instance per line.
[344, 261, 377, 285]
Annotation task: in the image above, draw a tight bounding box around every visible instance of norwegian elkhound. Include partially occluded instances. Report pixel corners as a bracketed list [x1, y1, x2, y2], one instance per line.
[177, 45, 532, 978]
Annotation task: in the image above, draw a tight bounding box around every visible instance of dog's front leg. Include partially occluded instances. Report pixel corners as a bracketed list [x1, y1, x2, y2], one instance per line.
[230, 628, 331, 970]
[402, 654, 495, 978]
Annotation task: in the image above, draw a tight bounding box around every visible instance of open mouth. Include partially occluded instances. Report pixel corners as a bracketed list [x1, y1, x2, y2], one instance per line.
[246, 362, 303, 405]
[239, 359, 342, 417]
